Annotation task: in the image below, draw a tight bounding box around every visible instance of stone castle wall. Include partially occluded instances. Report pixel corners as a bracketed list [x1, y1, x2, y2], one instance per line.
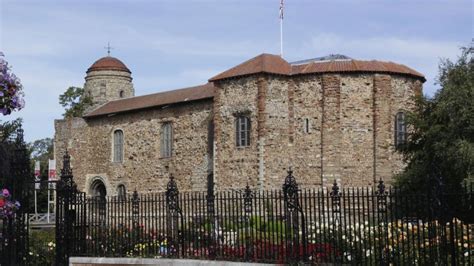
[55, 72, 421, 194]
[55, 100, 213, 195]
[213, 73, 420, 189]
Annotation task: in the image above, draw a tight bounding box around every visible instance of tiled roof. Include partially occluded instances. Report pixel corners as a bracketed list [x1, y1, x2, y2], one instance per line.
[210, 53, 425, 81]
[291, 59, 425, 79]
[209, 53, 291, 81]
[87, 56, 131, 73]
[84, 83, 215, 118]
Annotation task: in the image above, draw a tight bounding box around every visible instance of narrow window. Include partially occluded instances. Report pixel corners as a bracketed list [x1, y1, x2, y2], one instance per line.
[100, 82, 106, 97]
[304, 118, 310, 134]
[113, 130, 124, 162]
[117, 184, 126, 200]
[119, 90, 124, 98]
[235, 116, 251, 147]
[395, 112, 406, 148]
[161, 123, 173, 157]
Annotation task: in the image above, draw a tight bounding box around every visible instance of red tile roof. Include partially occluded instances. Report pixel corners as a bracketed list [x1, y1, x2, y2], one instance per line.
[209, 53, 291, 81]
[84, 83, 215, 118]
[87, 56, 131, 73]
[291, 59, 424, 79]
[210, 53, 425, 81]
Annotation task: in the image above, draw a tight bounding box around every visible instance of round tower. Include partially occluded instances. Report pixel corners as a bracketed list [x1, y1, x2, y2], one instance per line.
[84, 56, 134, 109]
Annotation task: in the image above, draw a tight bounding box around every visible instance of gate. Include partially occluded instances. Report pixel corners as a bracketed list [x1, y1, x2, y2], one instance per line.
[55, 151, 87, 266]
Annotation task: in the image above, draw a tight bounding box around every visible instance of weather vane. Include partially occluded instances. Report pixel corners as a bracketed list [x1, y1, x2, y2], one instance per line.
[104, 42, 113, 56]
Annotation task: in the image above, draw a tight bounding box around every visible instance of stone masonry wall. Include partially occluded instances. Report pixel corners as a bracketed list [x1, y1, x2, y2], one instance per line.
[291, 75, 323, 187]
[84, 70, 134, 108]
[321, 75, 342, 185]
[213, 77, 260, 189]
[56, 72, 421, 193]
[339, 75, 376, 187]
[55, 100, 212, 195]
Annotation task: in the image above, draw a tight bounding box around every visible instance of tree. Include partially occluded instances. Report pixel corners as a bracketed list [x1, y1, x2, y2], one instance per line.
[28, 138, 53, 178]
[28, 138, 53, 213]
[59, 86, 92, 118]
[395, 44, 474, 194]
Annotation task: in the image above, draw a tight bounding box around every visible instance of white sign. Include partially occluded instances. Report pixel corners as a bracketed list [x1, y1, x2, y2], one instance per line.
[48, 159, 57, 181]
[34, 161, 41, 189]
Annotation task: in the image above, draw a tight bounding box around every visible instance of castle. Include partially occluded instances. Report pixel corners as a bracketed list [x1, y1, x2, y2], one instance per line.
[54, 53, 424, 198]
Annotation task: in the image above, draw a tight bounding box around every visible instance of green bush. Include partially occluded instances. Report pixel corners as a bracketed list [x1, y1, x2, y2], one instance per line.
[27, 229, 55, 265]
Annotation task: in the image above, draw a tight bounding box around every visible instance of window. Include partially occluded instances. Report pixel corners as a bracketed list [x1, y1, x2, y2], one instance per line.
[304, 118, 310, 134]
[394, 112, 406, 148]
[113, 130, 124, 162]
[119, 90, 124, 98]
[235, 116, 251, 147]
[161, 123, 173, 157]
[117, 184, 126, 200]
[100, 82, 106, 97]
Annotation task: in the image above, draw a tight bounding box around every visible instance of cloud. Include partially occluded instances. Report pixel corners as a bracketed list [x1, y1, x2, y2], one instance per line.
[305, 33, 462, 61]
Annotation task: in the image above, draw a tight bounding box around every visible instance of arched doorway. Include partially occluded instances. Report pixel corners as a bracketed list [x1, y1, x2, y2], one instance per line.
[90, 179, 107, 199]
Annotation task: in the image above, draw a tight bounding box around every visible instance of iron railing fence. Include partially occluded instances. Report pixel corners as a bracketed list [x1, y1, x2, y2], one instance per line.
[56, 173, 473, 265]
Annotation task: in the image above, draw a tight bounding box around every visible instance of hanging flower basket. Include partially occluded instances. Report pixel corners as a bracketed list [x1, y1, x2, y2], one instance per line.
[0, 188, 20, 219]
[0, 52, 25, 115]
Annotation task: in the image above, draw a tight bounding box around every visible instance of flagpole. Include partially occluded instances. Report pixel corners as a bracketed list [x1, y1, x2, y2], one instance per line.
[280, 14, 283, 57]
[279, 0, 284, 57]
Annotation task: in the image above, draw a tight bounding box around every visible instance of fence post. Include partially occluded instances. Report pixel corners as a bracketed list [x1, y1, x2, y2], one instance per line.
[375, 179, 388, 264]
[56, 150, 78, 266]
[330, 180, 341, 263]
[206, 173, 216, 258]
[11, 127, 29, 264]
[282, 168, 306, 262]
[132, 190, 139, 229]
[243, 184, 253, 260]
[166, 175, 183, 257]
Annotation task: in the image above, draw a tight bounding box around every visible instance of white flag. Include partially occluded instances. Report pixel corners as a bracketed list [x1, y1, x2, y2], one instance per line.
[34, 161, 40, 189]
[279, 0, 284, 19]
[48, 159, 57, 181]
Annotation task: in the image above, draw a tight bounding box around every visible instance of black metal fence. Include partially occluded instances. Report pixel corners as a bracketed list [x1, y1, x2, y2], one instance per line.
[55, 159, 474, 265]
[0, 127, 30, 265]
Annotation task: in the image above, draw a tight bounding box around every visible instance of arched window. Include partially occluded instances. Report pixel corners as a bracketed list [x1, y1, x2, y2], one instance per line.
[236, 116, 251, 147]
[395, 112, 406, 148]
[119, 90, 124, 98]
[161, 123, 173, 157]
[113, 130, 124, 162]
[117, 184, 126, 200]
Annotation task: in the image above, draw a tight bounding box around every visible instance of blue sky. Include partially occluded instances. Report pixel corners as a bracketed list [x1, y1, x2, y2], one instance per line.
[0, 0, 472, 142]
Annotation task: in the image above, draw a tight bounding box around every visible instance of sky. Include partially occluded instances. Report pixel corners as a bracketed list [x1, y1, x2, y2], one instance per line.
[0, 0, 472, 142]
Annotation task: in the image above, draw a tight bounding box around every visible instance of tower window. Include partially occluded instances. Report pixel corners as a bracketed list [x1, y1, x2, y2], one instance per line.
[119, 90, 124, 98]
[236, 116, 251, 147]
[100, 82, 106, 97]
[113, 130, 124, 162]
[161, 123, 173, 158]
[394, 111, 406, 148]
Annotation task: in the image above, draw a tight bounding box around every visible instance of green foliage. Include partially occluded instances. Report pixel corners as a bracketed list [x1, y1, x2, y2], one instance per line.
[0, 118, 22, 143]
[395, 44, 474, 193]
[59, 86, 92, 118]
[27, 229, 55, 266]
